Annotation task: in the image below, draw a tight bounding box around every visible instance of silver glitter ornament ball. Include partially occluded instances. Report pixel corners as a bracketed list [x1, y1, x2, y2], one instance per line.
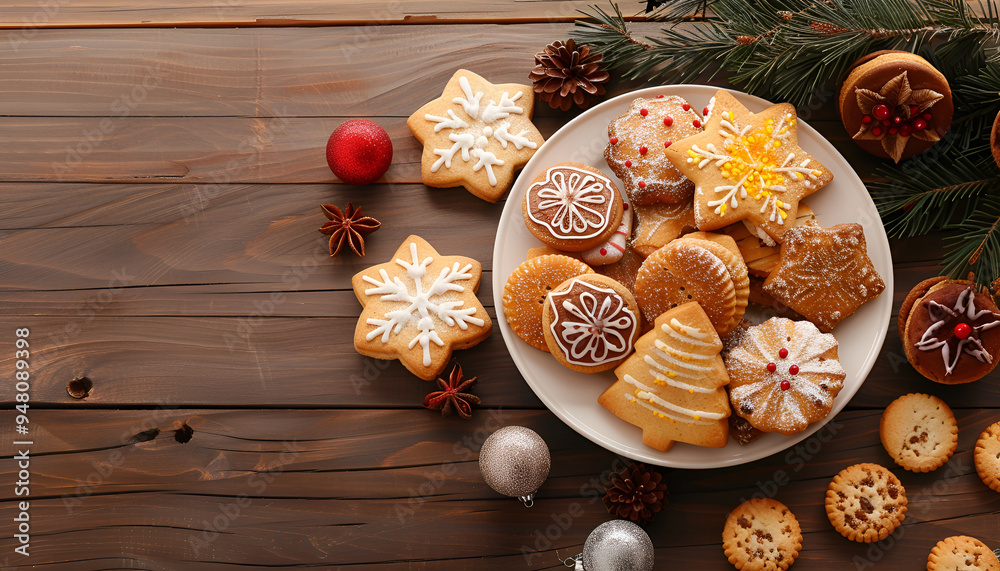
[478, 426, 550, 506]
[581, 520, 654, 571]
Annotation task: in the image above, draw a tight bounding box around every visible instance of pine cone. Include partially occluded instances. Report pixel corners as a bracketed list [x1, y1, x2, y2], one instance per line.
[529, 39, 610, 112]
[602, 463, 668, 524]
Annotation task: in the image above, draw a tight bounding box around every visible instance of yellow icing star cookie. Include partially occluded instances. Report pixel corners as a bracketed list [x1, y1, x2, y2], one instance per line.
[407, 69, 544, 203]
[352, 235, 493, 380]
[665, 90, 833, 242]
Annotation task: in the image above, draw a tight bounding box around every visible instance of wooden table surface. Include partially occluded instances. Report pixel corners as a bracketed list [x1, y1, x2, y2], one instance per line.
[1, 3, 998, 569]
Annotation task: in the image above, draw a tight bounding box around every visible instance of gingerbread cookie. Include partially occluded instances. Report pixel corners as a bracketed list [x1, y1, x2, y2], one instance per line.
[599, 302, 731, 451]
[542, 274, 640, 373]
[595, 247, 644, 298]
[676, 232, 750, 334]
[522, 162, 623, 252]
[927, 535, 1000, 571]
[407, 69, 543, 203]
[722, 498, 802, 571]
[632, 200, 697, 258]
[975, 421, 1000, 493]
[582, 195, 632, 266]
[722, 202, 816, 277]
[900, 280, 1000, 384]
[725, 317, 846, 435]
[605, 95, 702, 205]
[825, 463, 907, 543]
[764, 221, 885, 332]
[880, 393, 958, 473]
[665, 90, 833, 242]
[352, 235, 492, 380]
[503, 254, 593, 351]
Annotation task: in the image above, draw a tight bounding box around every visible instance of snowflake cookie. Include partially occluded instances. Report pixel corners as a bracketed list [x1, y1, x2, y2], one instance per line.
[407, 69, 544, 203]
[352, 235, 492, 380]
[664, 90, 833, 243]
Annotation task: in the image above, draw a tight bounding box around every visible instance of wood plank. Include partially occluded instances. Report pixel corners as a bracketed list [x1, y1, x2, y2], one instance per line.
[0, 408, 996, 568]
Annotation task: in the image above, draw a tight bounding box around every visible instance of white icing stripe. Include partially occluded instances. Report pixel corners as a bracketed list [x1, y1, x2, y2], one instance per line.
[650, 369, 715, 393]
[622, 375, 727, 420]
[548, 280, 637, 366]
[644, 354, 696, 380]
[668, 318, 709, 340]
[527, 166, 615, 240]
[654, 339, 714, 362]
[623, 393, 716, 425]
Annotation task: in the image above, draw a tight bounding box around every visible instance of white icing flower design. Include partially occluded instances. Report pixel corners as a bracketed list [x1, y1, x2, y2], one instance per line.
[551, 281, 636, 366]
[527, 167, 613, 239]
[916, 287, 1000, 374]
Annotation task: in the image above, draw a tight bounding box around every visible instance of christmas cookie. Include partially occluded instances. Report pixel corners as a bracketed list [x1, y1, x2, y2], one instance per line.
[676, 232, 750, 333]
[927, 536, 1000, 571]
[839, 51, 953, 163]
[975, 421, 1000, 493]
[522, 162, 623, 252]
[634, 238, 738, 336]
[879, 393, 958, 473]
[825, 463, 907, 543]
[725, 317, 846, 435]
[407, 69, 543, 203]
[665, 90, 833, 242]
[722, 498, 802, 571]
[595, 247, 645, 298]
[722, 202, 816, 277]
[599, 302, 732, 451]
[605, 95, 702, 205]
[897, 276, 949, 343]
[764, 221, 885, 332]
[352, 235, 492, 380]
[632, 200, 697, 258]
[582, 195, 632, 266]
[543, 274, 640, 373]
[503, 254, 593, 352]
[900, 280, 1000, 384]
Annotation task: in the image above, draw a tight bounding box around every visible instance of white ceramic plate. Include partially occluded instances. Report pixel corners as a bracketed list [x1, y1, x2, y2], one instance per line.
[493, 85, 893, 468]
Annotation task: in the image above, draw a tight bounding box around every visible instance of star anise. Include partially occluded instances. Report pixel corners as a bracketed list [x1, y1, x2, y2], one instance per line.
[853, 71, 943, 163]
[318, 202, 380, 257]
[423, 363, 480, 419]
[602, 463, 668, 525]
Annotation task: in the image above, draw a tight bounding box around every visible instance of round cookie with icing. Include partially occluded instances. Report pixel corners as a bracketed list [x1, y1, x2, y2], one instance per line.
[542, 274, 640, 373]
[725, 317, 846, 435]
[900, 280, 1000, 384]
[523, 162, 624, 252]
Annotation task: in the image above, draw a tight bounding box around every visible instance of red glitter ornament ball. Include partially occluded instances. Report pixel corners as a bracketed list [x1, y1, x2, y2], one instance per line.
[326, 119, 393, 186]
[954, 323, 972, 339]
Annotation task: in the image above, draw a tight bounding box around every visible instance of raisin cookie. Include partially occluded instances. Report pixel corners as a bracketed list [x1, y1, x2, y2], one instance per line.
[722, 498, 802, 571]
[975, 421, 1000, 493]
[825, 463, 907, 543]
[880, 393, 958, 472]
[927, 535, 1000, 571]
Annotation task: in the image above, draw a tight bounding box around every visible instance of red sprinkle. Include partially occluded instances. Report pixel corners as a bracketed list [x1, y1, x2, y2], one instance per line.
[600, 248, 608, 256]
[862, 115, 872, 124]
[664, 140, 672, 148]
[639, 146, 648, 155]
[624, 160, 632, 167]
[778, 348, 788, 359]
[693, 119, 702, 128]
[656, 94, 664, 98]
[780, 380, 791, 391]
[663, 116, 673, 126]
[955, 323, 972, 339]
[623, 203, 629, 210]
[766, 362, 777, 373]
[682, 103, 691, 111]
[913, 118, 927, 130]
[789, 365, 799, 375]
[640, 108, 649, 116]
[637, 181, 646, 188]
[703, 107, 710, 116]
[610, 137, 618, 145]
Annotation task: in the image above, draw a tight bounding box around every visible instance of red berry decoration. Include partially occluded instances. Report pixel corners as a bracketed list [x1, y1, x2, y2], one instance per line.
[639, 146, 648, 155]
[664, 140, 672, 148]
[954, 323, 972, 340]
[692, 119, 702, 128]
[682, 103, 691, 111]
[893, 115, 902, 124]
[862, 115, 872, 124]
[326, 119, 393, 186]
[788, 365, 799, 375]
[780, 380, 791, 391]
[899, 125, 912, 137]
[610, 137, 619, 144]
[873, 104, 890, 120]
[640, 108, 649, 116]
[703, 107, 710, 116]
[923, 112, 933, 120]
[872, 127, 882, 136]
[625, 160, 632, 167]
[656, 94, 664, 98]
[663, 116, 673, 126]
[913, 118, 928, 130]
[766, 362, 777, 373]
[889, 127, 898, 136]
[637, 181, 646, 188]
[778, 348, 788, 359]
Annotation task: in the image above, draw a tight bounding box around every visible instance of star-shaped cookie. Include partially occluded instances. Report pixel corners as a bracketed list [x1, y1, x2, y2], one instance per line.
[763, 221, 885, 332]
[407, 69, 544, 203]
[665, 90, 833, 242]
[352, 235, 493, 380]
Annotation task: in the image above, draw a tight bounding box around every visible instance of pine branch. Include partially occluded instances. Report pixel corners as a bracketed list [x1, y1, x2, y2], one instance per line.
[943, 195, 1000, 287]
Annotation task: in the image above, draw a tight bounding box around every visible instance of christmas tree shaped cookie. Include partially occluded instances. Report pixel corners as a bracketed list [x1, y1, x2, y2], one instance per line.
[665, 90, 833, 243]
[599, 302, 731, 451]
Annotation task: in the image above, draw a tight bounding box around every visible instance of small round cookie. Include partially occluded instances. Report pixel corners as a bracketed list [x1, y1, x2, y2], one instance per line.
[975, 421, 1000, 493]
[503, 255, 593, 351]
[825, 463, 907, 543]
[542, 274, 640, 373]
[927, 535, 1000, 571]
[722, 498, 802, 571]
[880, 393, 958, 472]
[522, 162, 623, 252]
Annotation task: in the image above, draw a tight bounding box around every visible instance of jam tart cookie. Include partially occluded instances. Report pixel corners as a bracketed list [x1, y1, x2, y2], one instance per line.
[522, 162, 624, 252]
[725, 317, 846, 435]
[825, 463, 907, 543]
[722, 498, 802, 571]
[502, 254, 593, 351]
[352, 235, 492, 380]
[605, 95, 703, 206]
[665, 90, 833, 243]
[542, 274, 640, 373]
[880, 393, 958, 473]
[975, 421, 1000, 493]
[763, 221, 885, 332]
[900, 280, 1000, 384]
[408, 69, 543, 203]
[599, 302, 732, 451]
[927, 535, 1000, 571]
[631, 200, 697, 258]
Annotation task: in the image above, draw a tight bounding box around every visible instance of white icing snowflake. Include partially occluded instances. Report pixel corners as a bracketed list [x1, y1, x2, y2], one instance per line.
[363, 241, 485, 367]
[425, 75, 538, 186]
[549, 280, 636, 366]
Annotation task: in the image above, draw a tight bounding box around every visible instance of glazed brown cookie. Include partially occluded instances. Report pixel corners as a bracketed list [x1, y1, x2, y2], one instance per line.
[927, 535, 1000, 571]
[523, 162, 623, 252]
[722, 498, 802, 571]
[880, 393, 958, 472]
[897, 276, 949, 343]
[502, 255, 593, 351]
[825, 463, 907, 543]
[975, 421, 1000, 493]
